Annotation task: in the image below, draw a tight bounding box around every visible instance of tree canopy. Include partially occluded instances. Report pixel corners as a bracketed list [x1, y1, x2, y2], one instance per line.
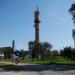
[28, 41, 53, 58]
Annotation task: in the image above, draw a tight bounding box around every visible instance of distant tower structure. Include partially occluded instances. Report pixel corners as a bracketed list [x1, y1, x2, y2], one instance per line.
[72, 29, 75, 48]
[34, 6, 40, 44]
[69, 3, 75, 48]
[12, 40, 15, 51]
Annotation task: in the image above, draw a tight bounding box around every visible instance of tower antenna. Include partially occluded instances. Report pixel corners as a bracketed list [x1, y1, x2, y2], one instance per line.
[37, 5, 39, 11]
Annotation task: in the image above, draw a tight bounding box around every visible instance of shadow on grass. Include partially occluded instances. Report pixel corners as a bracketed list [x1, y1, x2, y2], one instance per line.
[0, 64, 75, 72]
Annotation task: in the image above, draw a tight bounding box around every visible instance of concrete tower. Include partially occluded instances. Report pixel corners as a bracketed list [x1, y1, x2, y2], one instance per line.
[34, 7, 40, 44]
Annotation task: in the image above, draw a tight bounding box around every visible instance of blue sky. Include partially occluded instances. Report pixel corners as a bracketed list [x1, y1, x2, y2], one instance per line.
[0, 0, 75, 50]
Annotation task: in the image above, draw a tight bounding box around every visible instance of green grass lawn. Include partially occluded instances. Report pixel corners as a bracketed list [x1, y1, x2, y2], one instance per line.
[55, 56, 75, 64]
[20, 56, 75, 65]
[0, 56, 75, 70]
[1, 56, 75, 65]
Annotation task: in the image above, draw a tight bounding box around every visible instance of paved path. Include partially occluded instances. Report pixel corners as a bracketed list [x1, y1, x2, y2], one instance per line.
[0, 64, 75, 75]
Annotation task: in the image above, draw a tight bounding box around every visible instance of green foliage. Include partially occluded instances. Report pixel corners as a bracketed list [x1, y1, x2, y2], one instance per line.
[0, 47, 13, 59]
[63, 47, 72, 58]
[20, 56, 75, 65]
[19, 49, 27, 59]
[59, 47, 75, 60]
[52, 50, 59, 56]
[28, 41, 53, 58]
[28, 41, 35, 51]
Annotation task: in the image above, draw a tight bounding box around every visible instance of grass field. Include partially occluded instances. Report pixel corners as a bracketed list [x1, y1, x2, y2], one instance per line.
[0, 56, 75, 65]
[0, 56, 75, 71]
[20, 56, 75, 65]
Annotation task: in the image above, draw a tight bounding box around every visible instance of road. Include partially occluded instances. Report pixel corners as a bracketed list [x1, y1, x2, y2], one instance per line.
[0, 64, 75, 75]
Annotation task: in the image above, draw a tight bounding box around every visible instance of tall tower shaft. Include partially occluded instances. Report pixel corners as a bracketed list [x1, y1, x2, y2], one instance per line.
[12, 40, 15, 51]
[34, 7, 40, 44]
[72, 29, 75, 48]
[69, 3, 75, 48]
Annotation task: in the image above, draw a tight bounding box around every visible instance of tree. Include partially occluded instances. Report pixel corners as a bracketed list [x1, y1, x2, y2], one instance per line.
[61, 47, 73, 58]
[72, 49, 75, 59]
[19, 49, 26, 60]
[43, 42, 53, 50]
[28, 41, 35, 51]
[28, 41, 53, 58]
[28, 41, 41, 58]
[60, 50, 63, 56]
[52, 50, 59, 56]
[40, 42, 53, 58]
[59, 47, 75, 60]
[2, 47, 13, 59]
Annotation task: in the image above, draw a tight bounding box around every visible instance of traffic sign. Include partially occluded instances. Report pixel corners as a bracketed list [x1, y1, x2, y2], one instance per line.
[14, 50, 20, 56]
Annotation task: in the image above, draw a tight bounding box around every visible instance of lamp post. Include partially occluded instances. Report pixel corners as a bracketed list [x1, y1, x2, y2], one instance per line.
[69, 3, 75, 48]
